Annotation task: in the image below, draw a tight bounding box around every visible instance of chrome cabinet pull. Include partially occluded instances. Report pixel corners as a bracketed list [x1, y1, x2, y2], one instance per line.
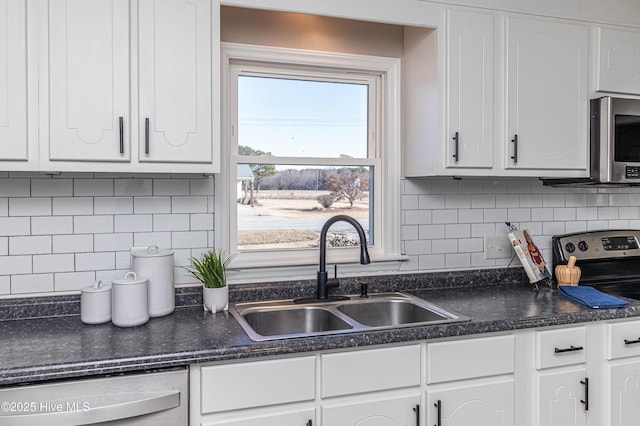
[554, 345, 583, 353]
[580, 377, 589, 411]
[624, 337, 640, 345]
[145, 117, 150, 155]
[434, 400, 441, 426]
[510, 134, 518, 164]
[119, 116, 124, 154]
[452, 131, 459, 163]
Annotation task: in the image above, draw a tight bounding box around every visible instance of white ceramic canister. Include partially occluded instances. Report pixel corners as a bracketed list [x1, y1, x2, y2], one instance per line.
[80, 280, 112, 324]
[111, 271, 149, 327]
[131, 245, 175, 317]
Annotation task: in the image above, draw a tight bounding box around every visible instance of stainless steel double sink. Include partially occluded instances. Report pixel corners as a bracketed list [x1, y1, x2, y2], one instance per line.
[229, 292, 469, 341]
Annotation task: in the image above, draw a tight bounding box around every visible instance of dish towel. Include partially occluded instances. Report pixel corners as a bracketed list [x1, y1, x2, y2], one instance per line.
[559, 285, 629, 309]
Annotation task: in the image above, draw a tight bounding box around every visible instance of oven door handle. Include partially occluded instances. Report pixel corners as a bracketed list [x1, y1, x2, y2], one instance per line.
[0, 390, 180, 425]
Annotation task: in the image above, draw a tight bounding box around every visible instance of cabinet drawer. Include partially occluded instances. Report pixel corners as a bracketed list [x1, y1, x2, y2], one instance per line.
[426, 335, 514, 384]
[536, 326, 586, 369]
[200, 356, 315, 414]
[321, 345, 421, 397]
[608, 320, 640, 360]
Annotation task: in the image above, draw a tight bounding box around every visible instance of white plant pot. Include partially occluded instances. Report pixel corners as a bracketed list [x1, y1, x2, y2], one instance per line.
[203, 286, 228, 313]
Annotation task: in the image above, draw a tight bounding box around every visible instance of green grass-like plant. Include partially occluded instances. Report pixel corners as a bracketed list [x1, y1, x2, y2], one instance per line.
[184, 250, 235, 289]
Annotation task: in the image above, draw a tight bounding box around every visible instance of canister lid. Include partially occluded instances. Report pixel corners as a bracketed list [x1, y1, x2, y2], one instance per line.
[81, 280, 112, 293]
[131, 245, 174, 258]
[112, 271, 149, 286]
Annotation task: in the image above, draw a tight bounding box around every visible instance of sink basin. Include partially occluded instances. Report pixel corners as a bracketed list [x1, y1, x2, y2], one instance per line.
[230, 292, 469, 341]
[242, 307, 353, 338]
[336, 299, 452, 327]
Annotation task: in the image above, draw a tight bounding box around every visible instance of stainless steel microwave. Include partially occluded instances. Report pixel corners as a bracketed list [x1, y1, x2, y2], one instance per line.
[591, 96, 640, 184]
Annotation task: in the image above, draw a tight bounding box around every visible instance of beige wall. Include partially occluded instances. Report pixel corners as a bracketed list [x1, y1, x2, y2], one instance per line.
[221, 6, 405, 58]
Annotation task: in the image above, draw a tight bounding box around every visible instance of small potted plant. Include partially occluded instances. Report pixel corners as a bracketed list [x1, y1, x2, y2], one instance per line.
[184, 250, 235, 313]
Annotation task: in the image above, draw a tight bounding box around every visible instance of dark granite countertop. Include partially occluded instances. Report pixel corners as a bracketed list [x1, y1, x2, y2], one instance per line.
[3, 269, 640, 387]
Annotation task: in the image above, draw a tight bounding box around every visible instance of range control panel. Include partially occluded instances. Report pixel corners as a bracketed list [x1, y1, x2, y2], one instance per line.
[552, 230, 640, 262]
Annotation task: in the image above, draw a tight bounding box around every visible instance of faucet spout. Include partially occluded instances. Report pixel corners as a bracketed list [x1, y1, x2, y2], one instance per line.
[317, 215, 370, 300]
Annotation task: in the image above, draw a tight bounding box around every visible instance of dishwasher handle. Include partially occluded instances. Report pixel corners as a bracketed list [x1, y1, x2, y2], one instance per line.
[0, 390, 180, 426]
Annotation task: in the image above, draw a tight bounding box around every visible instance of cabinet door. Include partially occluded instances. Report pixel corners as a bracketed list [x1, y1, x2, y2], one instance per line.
[47, 0, 130, 161]
[504, 16, 588, 172]
[445, 9, 494, 169]
[138, 0, 212, 164]
[427, 378, 514, 426]
[537, 367, 587, 426]
[322, 394, 420, 426]
[0, 0, 28, 162]
[608, 360, 640, 426]
[596, 27, 640, 95]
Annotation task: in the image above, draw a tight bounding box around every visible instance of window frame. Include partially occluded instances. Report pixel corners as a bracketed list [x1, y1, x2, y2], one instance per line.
[217, 42, 403, 282]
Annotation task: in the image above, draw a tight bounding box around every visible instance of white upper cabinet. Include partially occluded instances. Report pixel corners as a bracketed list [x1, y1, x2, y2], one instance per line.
[0, 0, 30, 165]
[596, 27, 640, 95]
[40, 0, 220, 173]
[504, 15, 589, 172]
[47, 0, 130, 162]
[138, 0, 213, 164]
[445, 9, 494, 170]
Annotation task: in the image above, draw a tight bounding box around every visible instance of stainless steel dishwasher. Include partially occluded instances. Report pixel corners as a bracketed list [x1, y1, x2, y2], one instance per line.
[0, 368, 187, 425]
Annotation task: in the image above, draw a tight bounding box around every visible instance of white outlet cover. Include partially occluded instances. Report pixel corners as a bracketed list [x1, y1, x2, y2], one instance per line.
[484, 235, 514, 259]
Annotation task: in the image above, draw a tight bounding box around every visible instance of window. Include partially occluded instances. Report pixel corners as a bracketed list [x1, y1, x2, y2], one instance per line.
[218, 43, 402, 280]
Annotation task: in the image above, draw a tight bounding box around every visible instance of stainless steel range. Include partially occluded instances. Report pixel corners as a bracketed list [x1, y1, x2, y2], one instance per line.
[552, 230, 640, 300]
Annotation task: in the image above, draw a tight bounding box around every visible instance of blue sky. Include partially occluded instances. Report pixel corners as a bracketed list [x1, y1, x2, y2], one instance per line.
[238, 75, 368, 159]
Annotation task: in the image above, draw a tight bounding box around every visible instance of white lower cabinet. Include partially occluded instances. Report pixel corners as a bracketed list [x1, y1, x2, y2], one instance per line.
[605, 319, 640, 426]
[201, 408, 315, 426]
[426, 334, 516, 426]
[533, 327, 588, 426]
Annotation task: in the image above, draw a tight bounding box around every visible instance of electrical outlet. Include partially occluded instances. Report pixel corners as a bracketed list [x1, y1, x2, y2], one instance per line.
[484, 235, 514, 259]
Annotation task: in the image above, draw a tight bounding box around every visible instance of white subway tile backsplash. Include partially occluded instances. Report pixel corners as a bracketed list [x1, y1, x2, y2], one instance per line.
[152, 214, 190, 232]
[191, 214, 214, 231]
[114, 179, 153, 196]
[483, 208, 508, 223]
[0, 179, 30, 197]
[172, 196, 208, 213]
[31, 179, 72, 197]
[94, 233, 134, 252]
[53, 197, 93, 215]
[576, 207, 598, 220]
[0, 276, 9, 294]
[419, 194, 445, 210]
[95, 197, 134, 214]
[401, 195, 419, 210]
[172, 231, 208, 249]
[531, 207, 554, 221]
[598, 206, 619, 220]
[418, 224, 445, 240]
[404, 210, 431, 225]
[54, 271, 96, 291]
[0, 237, 7, 256]
[0, 256, 32, 275]
[32, 216, 73, 235]
[53, 235, 94, 253]
[114, 215, 152, 233]
[458, 209, 484, 223]
[9, 198, 51, 216]
[445, 253, 471, 268]
[619, 207, 639, 219]
[133, 232, 172, 249]
[507, 208, 531, 222]
[418, 254, 445, 269]
[33, 254, 75, 273]
[74, 215, 114, 234]
[432, 209, 458, 224]
[190, 178, 214, 196]
[0, 198, 7, 216]
[134, 197, 171, 214]
[431, 239, 458, 254]
[11, 274, 54, 294]
[153, 179, 190, 196]
[0, 217, 30, 236]
[445, 224, 470, 239]
[404, 240, 431, 256]
[115, 251, 131, 270]
[445, 195, 471, 209]
[76, 252, 115, 271]
[74, 179, 114, 196]
[470, 194, 495, 209]
[401, 225, 419, 241]
[9, 236, 51, 255]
